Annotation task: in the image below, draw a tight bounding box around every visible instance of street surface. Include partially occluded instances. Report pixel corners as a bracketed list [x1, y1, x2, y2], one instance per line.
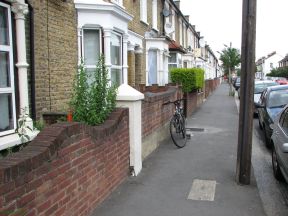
[235, 92, 288, 216]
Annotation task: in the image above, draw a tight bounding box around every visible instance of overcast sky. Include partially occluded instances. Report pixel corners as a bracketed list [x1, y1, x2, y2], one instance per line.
[180, 0, 288, 60]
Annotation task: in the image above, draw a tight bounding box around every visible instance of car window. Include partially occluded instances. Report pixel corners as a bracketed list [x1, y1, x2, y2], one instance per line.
[279, 108, 287, 125]
[254, 82, 279, 94]
[259, 89, 267, 105]
[268, 89, 288, 108]
[281, 109, 288, 135]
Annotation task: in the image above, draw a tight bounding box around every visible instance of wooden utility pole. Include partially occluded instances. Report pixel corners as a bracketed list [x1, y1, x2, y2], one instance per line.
[236, 0, 257, 185]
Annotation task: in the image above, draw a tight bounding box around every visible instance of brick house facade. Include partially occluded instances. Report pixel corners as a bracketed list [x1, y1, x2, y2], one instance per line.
[0, 0, 220, 152]
[0, 0, 77, 149]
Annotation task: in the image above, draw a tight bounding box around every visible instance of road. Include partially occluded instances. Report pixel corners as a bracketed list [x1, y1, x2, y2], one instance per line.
[235, 92, 288, 216]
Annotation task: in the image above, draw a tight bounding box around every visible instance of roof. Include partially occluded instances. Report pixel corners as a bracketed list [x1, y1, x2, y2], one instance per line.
[168, 41, 186, 53]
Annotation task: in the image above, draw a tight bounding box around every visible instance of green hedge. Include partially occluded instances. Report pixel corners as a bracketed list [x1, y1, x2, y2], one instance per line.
[170, 68, 204, 92]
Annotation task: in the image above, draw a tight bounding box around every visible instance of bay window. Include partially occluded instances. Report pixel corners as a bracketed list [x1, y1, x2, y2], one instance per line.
[82, 28, 101, 84]
[110, 32, 122, 86]
[0, 3, 16, 136]
[140, 0, 147, 23]
[148, 50, 157, 85]
[81, 29, 124, 86]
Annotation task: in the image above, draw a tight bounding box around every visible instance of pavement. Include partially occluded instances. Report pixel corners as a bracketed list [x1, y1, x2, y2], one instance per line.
[91, 83, 266, 216]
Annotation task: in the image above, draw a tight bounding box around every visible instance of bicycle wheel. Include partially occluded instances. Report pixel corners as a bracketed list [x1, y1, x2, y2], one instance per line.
[170, 114, 187, 148]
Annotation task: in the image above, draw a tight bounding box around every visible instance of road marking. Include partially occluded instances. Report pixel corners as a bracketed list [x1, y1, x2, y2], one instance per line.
[187, 179, 216, 201]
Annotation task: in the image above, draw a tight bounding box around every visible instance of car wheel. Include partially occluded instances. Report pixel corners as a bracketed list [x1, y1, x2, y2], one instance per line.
[264, 127, 272, 148]
[272, 145, 283, 181]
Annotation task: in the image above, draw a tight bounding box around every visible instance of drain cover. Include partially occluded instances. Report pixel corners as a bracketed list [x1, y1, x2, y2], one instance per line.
[187, 179, 216, 201]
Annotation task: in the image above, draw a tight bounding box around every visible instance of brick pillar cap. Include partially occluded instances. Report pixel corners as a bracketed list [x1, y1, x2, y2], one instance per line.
[117, 84, 144, 101]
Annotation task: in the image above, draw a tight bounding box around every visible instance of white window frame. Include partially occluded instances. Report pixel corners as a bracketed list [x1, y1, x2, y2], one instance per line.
[171, 10, 175, 40]
[140, 0, 148, 24]
[152, 0, 158, 30]
[110, 31, 123, 86]
[111, 0, 123, 7]
[81, 27, 102, 74]
[0, 2, 16, 137]
[183, 23, 186, 48]
[179, 19, 182, 46]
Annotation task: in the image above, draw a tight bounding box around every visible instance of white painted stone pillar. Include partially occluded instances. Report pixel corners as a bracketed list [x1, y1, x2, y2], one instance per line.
[159, 50, 164, 86]
[164, 51, 169, 84]
[12, 0, 33, 131]
[122, 34, 129, 84]
[145, 49, 149, 86]
[77, 28, 82, 65]
[103, 28, 112, 82]
[116, 84, 144, 176]
[12, 1, 29, 115]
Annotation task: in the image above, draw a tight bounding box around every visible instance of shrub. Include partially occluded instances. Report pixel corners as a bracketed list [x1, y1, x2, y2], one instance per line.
[70, 55, 117, 125]
[170, 68, 204, 92]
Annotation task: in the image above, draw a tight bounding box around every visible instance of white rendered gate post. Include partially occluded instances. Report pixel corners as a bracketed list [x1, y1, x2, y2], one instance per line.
[117, 84, 144, 176]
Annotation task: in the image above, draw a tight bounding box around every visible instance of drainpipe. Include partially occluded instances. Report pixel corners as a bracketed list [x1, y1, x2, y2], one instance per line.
[26, 0, 36, 120]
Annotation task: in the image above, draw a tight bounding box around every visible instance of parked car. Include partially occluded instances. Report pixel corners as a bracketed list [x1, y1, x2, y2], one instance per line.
[275, 77, 288, 85]
[271, 105, 288, 182]
[255, 85, 288, 148]
[233, 77, 240, 90]
[253, 80, 279, 115]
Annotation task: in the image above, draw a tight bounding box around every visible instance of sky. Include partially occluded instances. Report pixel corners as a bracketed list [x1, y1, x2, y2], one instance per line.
[180, 0, 288, 60]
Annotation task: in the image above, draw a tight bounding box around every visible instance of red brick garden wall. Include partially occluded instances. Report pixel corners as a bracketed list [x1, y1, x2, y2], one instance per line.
[0, 108, 129, 216]
[205, 78, 221, 98]
[184, 91, 198, 117]
[141, 87, 179, 138]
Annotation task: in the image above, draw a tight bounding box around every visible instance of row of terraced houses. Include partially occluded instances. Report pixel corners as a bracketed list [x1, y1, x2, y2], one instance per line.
[0, 0, 221, 215]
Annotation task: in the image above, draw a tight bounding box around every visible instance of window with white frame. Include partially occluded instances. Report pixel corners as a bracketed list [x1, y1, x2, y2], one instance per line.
[168, 53, 182, 69]
[148, 49, 157, 85]
[82, 28, 102, 84]
[152, 0, 157, 30]
[0, 3, 16, 137]
[110, 32, 122, 86]
[140, 0, 147, 23]
[183, 24, 186, 48]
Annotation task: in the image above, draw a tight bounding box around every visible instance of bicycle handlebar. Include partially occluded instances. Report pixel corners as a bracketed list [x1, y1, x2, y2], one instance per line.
[162, 98, 185, 106]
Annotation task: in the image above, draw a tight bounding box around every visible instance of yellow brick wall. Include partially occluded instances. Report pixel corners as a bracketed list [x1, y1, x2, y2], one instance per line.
[29, 0, 78, 118]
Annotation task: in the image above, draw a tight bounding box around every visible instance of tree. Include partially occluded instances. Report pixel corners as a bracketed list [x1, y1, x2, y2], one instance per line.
[219, 47, 241, 77]
[267, 67, 288, 78]
[218, 45, 241, 96]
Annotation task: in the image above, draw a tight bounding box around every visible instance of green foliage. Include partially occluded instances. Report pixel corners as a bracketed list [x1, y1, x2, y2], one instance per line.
[267, 67, 288, 78]
[0, 143, 27, 158]
[34, 120, 45, 131]
[170, 68, 204, 92]
[15, 107, 33, 143]
[70, 55, 117, 126]
[219, 47, 241, 75]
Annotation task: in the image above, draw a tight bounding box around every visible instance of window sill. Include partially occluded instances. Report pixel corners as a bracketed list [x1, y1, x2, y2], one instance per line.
[0, 130, 39, 151]
[152, 27, 159, 32]
[140, 20, 149, 26]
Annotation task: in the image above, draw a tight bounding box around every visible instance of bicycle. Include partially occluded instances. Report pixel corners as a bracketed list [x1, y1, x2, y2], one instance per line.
[163, 99, 187, 148]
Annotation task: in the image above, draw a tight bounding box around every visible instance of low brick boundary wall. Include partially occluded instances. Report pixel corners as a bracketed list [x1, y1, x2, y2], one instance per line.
[141, 87, 179, 158]
[205, 78, 221, 98]
[0, 108, 129, 216]
[142, 87, 179, 138]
